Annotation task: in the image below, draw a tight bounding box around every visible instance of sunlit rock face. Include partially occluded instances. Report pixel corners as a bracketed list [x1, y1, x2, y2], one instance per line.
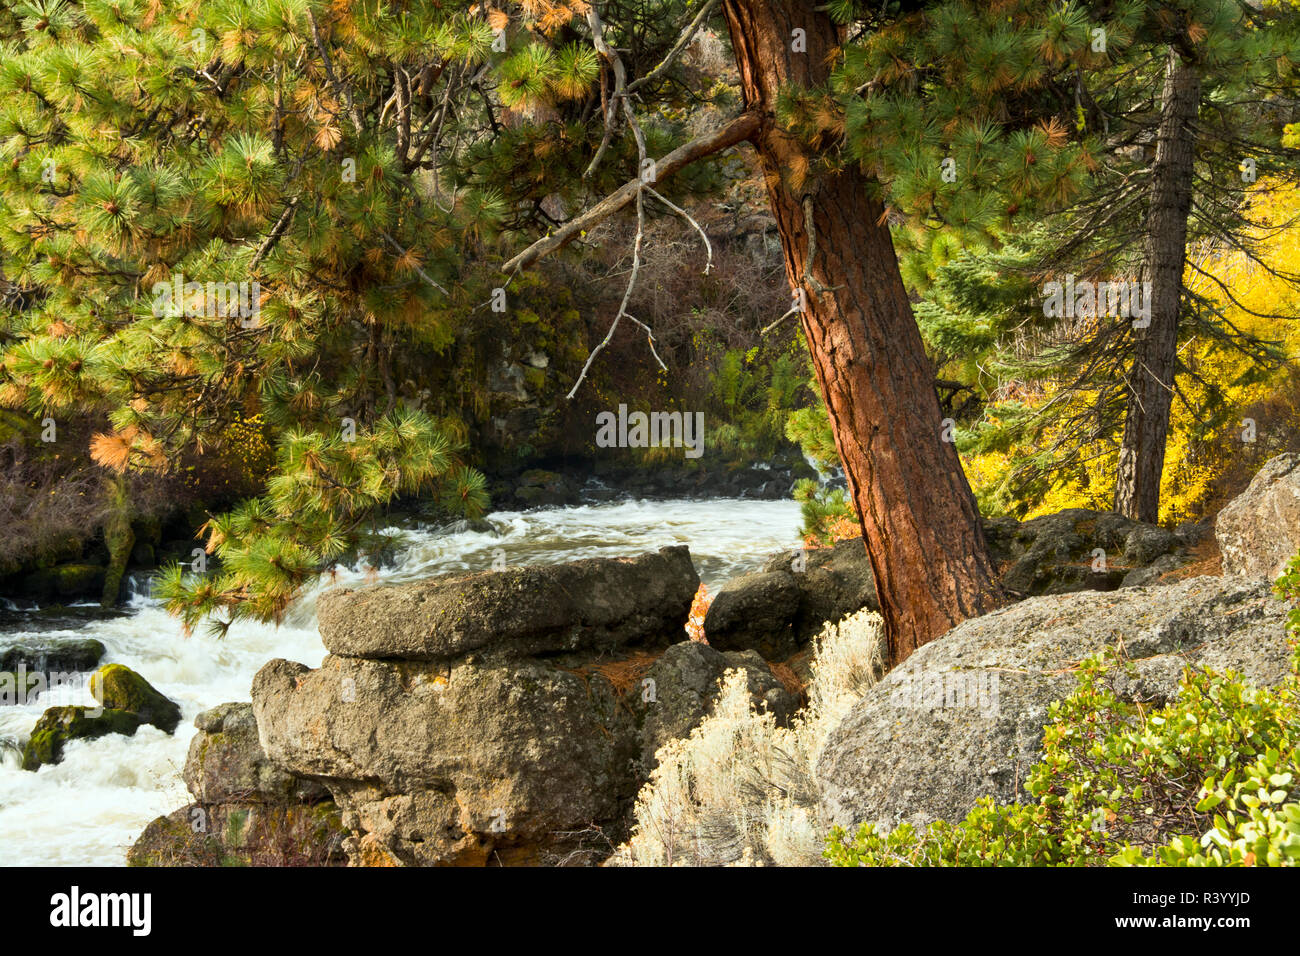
[252, 546, 797, 866]
[1216, 453, 1300, 580]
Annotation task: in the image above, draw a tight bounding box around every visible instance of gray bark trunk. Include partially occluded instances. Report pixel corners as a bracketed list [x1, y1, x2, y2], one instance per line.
[1114, 49, 1200, 522]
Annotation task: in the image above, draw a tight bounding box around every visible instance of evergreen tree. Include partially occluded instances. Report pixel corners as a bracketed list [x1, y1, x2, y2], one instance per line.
[0, 0, 726, 627]
[775, 1, 1300, 525]
[0, 0, 509, 626]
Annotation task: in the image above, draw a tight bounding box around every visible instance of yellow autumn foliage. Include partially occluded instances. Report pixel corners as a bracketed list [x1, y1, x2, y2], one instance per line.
[965, 179, 1300, 525]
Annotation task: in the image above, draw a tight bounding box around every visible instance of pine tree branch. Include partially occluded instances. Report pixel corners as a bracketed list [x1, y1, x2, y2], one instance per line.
[250, 196, 300, 272]
[625, 0, 718, 96]
[379, 230, 450, 296]
[308, 10, 364, 135]
[501, 110, 759, 274]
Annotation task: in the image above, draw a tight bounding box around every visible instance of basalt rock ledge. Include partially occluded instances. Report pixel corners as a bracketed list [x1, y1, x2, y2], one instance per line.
[250, 546, 796, 866]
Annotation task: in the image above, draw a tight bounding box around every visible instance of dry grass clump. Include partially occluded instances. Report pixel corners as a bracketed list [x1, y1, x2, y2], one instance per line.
[608, 608, 886, 866]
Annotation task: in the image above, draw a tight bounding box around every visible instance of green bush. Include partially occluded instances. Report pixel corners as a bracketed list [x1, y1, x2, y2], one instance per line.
[793, 479, 854, 545]
[825, 557, 1300, 867]
[706, 348, 808, 461]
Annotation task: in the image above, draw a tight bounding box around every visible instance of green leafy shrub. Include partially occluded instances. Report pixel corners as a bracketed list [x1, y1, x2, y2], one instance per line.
[706, 348, 809, 461]
[826, 560, 1300, 866]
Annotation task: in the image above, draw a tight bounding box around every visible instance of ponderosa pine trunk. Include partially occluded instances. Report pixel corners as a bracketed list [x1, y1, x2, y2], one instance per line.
[1114, 49, 1200, 523]
[720, 0, 1002, 663]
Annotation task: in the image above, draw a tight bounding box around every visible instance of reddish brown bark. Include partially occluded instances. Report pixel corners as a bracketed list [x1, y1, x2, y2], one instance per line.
[721, 0, 1003, 662]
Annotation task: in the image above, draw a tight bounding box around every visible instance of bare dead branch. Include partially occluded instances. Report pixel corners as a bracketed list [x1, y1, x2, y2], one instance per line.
[502, 110, 759, 274]
[584, 5, 629, 180]
[645, 185, 713, 274]
[761, 303, 801, 336]
[566, 189, 648, 400]
[626, 313, 669, 371]
[625, 0, 719, 96]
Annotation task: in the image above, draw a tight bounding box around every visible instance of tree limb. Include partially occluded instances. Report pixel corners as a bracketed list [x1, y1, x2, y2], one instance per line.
[625, 0, 719, 96]
[501, 110, 760, 274]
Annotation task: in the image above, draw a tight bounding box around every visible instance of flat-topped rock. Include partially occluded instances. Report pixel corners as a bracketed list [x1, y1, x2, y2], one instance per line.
[317, 545, 699, 662]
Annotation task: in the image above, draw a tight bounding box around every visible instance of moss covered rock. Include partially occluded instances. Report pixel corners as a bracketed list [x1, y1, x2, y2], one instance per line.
[127, 801, 348, 867]
[20, 563, 107, 602]
[0, 637, 105, 672]
[89, 664, 182, 734]
[21, 705, 141, 770]
[185, 702, 329, 804]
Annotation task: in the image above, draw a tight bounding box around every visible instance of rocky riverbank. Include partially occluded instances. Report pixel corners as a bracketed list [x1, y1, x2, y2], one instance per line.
[115, 454, 1300, 866]
[486, 455, 819, 511]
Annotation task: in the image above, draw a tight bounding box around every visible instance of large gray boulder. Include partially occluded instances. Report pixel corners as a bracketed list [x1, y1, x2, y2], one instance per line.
[705, 537, 877, 659]
[317, 545, 698, 661]
[816, 575, 1293, 834]
[701, 570, 804, 659]
[251, 547, 790, 866]
[254, 653, 637, 866]
[761, 537, 878, 634]
[1215, 453, 1300, 579]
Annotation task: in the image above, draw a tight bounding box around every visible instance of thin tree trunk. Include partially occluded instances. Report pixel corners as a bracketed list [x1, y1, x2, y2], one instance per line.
[721, 0, 1002, 663]
[1114, 49, 1199, 523]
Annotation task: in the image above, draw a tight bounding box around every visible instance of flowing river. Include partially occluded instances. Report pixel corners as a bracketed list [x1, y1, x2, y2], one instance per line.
[0, 497, 802, 866]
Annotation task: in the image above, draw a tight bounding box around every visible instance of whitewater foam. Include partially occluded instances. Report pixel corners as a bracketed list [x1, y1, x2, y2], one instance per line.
[0, 498, 802, 865]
